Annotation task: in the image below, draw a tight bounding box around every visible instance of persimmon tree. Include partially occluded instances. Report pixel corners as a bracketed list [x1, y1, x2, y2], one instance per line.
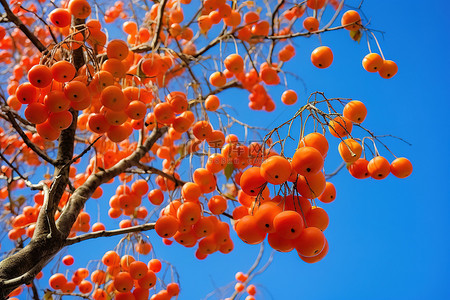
[0, 0, 412, 299]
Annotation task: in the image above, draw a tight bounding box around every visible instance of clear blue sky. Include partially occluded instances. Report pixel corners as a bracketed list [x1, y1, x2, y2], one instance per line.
[23, 1, 450, 299]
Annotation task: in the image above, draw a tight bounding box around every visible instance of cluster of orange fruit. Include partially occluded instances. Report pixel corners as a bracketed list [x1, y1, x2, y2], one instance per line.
[229, 272, 257, 300]
[226, 100, 412, 262]
[154, 190, 234, 259]
[46, 253, 179, 300]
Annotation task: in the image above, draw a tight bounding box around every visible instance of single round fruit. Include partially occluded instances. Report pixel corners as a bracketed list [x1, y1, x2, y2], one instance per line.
[311, 46, 333, 69]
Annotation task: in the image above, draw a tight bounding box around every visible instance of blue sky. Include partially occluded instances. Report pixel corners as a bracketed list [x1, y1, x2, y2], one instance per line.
[12, 1, 450, 299]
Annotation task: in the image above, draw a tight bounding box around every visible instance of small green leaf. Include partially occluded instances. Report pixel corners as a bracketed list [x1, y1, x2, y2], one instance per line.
[224, 162, 234, 181]
[350, 30, 362, 43]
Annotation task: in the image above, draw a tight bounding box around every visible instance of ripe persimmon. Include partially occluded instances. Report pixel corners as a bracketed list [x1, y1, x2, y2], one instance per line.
[205, 95, 220, 111]
[193, 168, 216, 194]
[123, 21, 138, 35]
[367, 156, 391, 179]
[254, 202, 282, 233]
[49, 8, 71, 28]
[328, 116, 353, 138]
[224, 54, 244, 74]
[129, 261, 148, 279]
[88, 113, 110, 134]
[296, 172, 326, 199]
[341, 10, 362, 31]
[155, 215, 179, 238]
[307, 0, 326, 9]
[311, 46, 333, 69]
[192, 120, 213, 141]
[137, 270, 157, 289]
[299, 238, 328, 263]
[318, 182, 336, 203]
[24, 103, 48, 124]
[106, 123, 133, 143]
[68, 0, 91, 19]
[343, 100, 367, 123]
[281, 89, 297, 105]
[102, 58, 126, 78]
[208, 195, 227, 215]
[267, 231, 295, 252]
[15, 82, 38, 104]
[44, 90, 70, 112]
[28, 65, 52, 88]
[291, 146, 324, 176]
[51, 61, 76, 82]
[154, 102, 175, 124]
[235, 215, 266, 244]
[390, 157, 413, 178]
[379, 60, 398, 79]
[273, 210, 304, 239]
[338, 138, 362, 163]
[303, 17, 319, 32]
[240, 167, 266, 196]
[36, 120, 61, 141]
[293, 226, 325, 257]
[125, 100, 147, 120]
[64, 80, 89, 102]
[177, 202, 202, 225]
[106, 39, 129, 60]
[305, 207, 329, 231]
[209, 71, 227, 87]
[49, 273, 67, 290]
[347, 158, 370, 179]
[260, 155, 292, 185]
[362, 53, 384, 72]
[114, 272, 134, 292]
[298, 135, 327, 161]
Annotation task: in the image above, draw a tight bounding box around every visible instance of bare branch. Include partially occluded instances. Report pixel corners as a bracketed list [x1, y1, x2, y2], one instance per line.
[151, 0, 168, 49]
[65, 222, 156, 246]
[3, 109, 55, 165]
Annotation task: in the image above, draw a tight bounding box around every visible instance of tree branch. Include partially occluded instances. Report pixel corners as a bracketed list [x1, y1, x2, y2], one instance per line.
[65, 222, 156, 246]
[56, 126, 167, 235]
[3, 109, 55, 165]
[0, 0, 47, 53]
[134, 163, 186, 187]
[151, 0, 168, 49]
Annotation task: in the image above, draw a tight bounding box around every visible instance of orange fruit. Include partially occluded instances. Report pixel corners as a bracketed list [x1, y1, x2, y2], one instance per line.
[378, 60, 398, 79]
[293, 226, 325, 257]
[328, 116, 353, 138]
[296, 172, 326, 199]
[307, 0, 326, 9]
[291, 147, 324, 176]
[362, 53, 384, 72]
[367, 156, 390, 180]
[68, 0, 91, 19]
[303, 17, 319, 32]
[341, 10, 361, 31]
[343, 100, 367, 123]
[273, 210, 304, 239]
[240, 167, 266, 196]
[390, 157, 413, 178]
[317, 182, 336, 203]
[347, 158, 370, 179]
[311, 46, 333, 69]
[224, 54, 244, 74]
[260, 155, 292, 185]
[338, 138, 362, 163]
